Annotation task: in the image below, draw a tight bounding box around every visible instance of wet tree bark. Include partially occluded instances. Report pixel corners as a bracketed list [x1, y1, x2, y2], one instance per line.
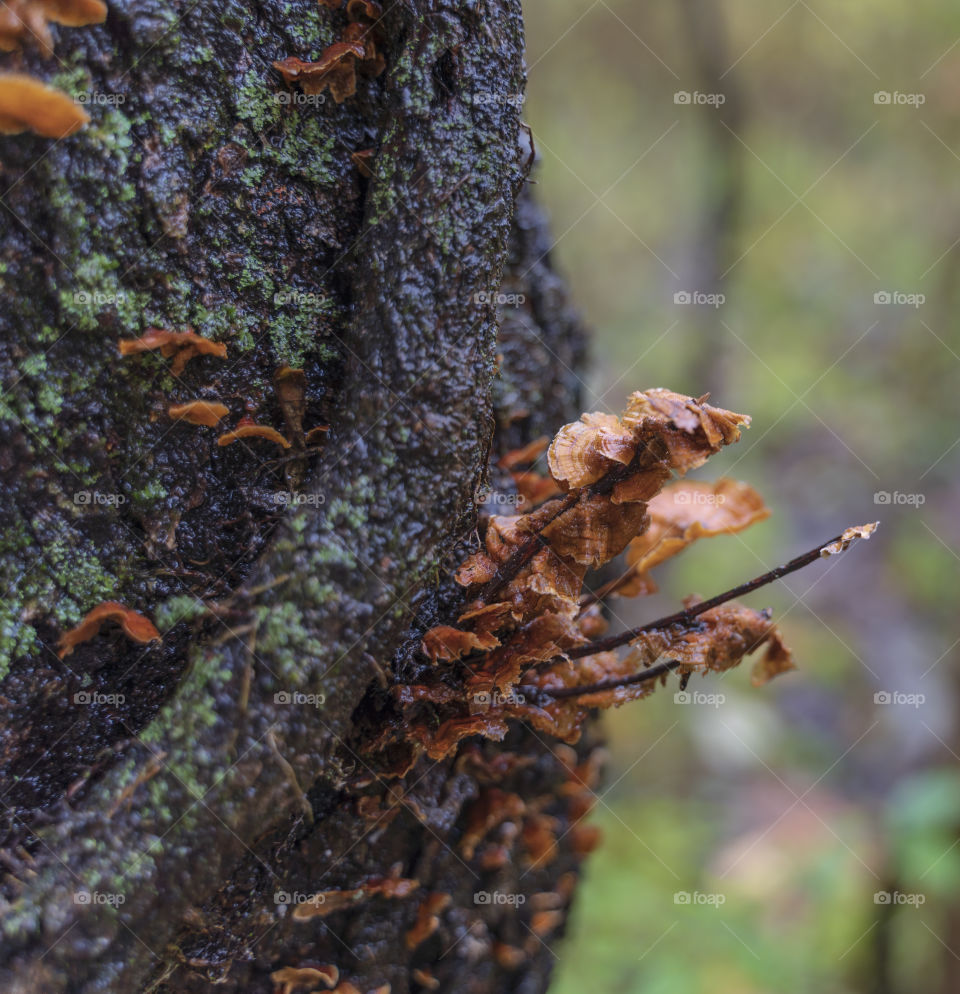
[0, 2, 592, 992]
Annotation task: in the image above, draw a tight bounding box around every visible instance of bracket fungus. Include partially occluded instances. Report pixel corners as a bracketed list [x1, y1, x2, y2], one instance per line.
[167, 401, 229, 427]
[118, 328, 227, 376]
[0, 0, 106, 57]
[373, 388, 876, 767]
[57, 601, 161, 658]
[273, 43, 366, 103]
[0, 73, 89, 137]
[217, 417, 292, 450]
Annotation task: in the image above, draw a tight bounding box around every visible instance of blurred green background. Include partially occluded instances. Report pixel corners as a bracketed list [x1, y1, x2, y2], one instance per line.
[520, 2, 960, 992]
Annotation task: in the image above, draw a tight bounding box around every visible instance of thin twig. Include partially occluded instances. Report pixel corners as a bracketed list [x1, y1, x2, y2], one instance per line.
[540, 524, 876, 697]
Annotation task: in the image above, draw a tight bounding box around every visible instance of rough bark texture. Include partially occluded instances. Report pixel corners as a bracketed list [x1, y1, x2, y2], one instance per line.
[0, 2, 592, 992]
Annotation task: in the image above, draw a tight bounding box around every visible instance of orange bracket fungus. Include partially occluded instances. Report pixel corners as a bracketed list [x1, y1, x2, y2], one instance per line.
[372, 388, 877, 766]
[167, 401, 229, 427]
[270, 964, 340, 993]
[57, 602, 161, 659]
[0, 0, 106, 57]
[274, 0, 386, 104]
[118, 327, 228, 376]
[0, 73, 89, 137]
[273, 43, 366, 104]
[290, 865, 419, 922]
[217, 417, 292, 450]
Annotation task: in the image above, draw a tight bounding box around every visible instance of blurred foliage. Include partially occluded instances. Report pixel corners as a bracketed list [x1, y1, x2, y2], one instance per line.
[521, 1, 960, 991]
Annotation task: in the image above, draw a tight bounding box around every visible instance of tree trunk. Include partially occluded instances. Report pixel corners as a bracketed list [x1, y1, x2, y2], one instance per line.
[0, 2, 593, 991]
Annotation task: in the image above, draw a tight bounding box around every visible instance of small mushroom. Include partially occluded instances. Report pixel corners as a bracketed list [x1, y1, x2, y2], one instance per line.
[270, 964, 339, 994]
[57, 601, 161, 659]
[273, 42, 365, 103]
[168, 401, 229, 428]
[217, 418, 291, 450]
[118, 328, 227, 376]
[0, 73, 89, 137]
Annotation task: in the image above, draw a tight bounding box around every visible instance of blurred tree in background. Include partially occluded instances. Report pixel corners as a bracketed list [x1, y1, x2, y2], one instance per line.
[522, 1, 960, 992]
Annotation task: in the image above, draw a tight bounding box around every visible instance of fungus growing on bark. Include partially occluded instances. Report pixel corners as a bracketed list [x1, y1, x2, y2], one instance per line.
[0, 73, 89, 137]
[0, 0, 106, 56]
[405, 893, 451, 949]
[167, 401, 229, 427]
[118, 327, 227, 376]
[57, 602, 161, 658]
[291, 867, 419, 921]
[373, 386, 875, 766]
[217, 418, 292, 450]
[421, 625, 499, 662]
[351, 148, 374, 177]
[273, 43, 365, 103]
[612, 477, 770, 596]
[270, 964, 339, 994]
